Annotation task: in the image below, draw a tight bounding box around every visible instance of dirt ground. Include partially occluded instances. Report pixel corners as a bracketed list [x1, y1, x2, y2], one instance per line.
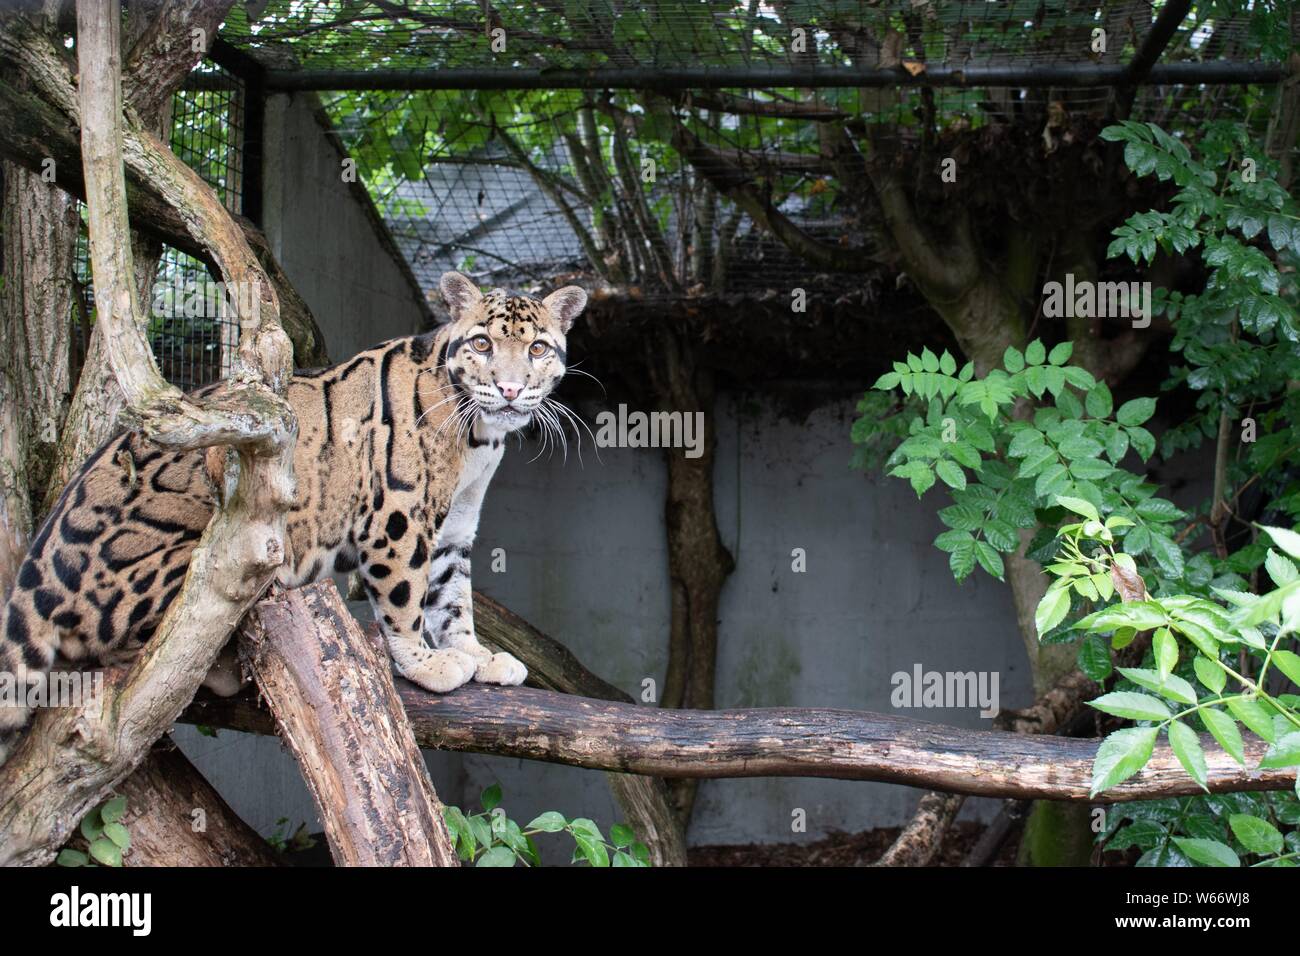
[687, 821, 1022, 867]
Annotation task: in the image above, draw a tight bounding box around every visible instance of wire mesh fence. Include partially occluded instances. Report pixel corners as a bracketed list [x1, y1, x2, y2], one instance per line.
[213, 1, 1292, 309]
[74, 60, 246, 391]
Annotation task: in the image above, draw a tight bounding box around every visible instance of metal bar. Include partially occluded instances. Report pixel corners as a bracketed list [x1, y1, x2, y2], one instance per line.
[1125, 0, 1195, 83]
[1113, 0, 1194, 119]
[253, 61, 1288, 93]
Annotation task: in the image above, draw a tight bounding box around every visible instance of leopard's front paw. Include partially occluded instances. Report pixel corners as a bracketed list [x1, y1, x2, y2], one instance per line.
[395, 647, 479, 693]
[472, 651, 527, 686]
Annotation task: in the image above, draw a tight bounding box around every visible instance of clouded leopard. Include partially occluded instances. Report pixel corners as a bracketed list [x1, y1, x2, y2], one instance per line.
[0, 272, 587, 761]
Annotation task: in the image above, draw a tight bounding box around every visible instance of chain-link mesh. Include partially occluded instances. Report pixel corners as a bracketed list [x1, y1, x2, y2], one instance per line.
[213, 1, 1291, 308]
[74, 59, 246, 391]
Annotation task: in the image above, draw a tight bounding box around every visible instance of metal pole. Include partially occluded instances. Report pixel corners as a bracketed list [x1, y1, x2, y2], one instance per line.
[253, 61, 1288, 93]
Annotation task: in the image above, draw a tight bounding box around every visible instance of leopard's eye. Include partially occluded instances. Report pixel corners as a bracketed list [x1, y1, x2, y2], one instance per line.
[470, 335, 492, 353]
[529, 341, 550, 358]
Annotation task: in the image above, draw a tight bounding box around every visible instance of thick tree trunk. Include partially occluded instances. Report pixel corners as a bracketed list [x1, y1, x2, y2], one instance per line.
[0, 159, 78, 595]
[240, 583, 458, 866]
[647, 328, 735, 826]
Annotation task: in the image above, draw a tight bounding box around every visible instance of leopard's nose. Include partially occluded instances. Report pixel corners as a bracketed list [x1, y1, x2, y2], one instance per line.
[497, 381, 523, 402]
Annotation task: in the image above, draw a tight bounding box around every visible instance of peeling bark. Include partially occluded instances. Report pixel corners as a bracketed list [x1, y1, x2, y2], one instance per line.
[239, 583, 457, 866]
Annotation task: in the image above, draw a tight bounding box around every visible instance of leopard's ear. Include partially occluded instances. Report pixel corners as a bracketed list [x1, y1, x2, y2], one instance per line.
[542, 285, 587, 332]
[440, 271, 483, 319]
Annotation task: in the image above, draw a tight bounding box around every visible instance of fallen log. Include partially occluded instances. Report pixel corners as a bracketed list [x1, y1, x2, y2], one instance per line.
[186, 680, 1295, 804]
[238, 583, 458, 866]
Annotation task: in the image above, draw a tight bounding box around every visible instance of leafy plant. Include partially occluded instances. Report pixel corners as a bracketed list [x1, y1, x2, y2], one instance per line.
[57, 795, 131, 867]
[861, 337, 1176, 594]
[856, 114, 1300, 865]
[266, 817, 317, 854]
[442, 784, 651, 868]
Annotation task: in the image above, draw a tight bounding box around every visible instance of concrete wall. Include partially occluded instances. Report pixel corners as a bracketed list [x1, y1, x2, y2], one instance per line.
[260, 92, 429, 360]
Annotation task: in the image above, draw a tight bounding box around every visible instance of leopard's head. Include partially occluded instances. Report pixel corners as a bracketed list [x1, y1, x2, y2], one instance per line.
[438, 271, 587, 434]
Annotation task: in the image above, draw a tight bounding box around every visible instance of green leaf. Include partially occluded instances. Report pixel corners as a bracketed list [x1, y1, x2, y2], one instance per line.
[1088, 691, 1171, 722]
[1168, 720, 1209, 791]
[1271, 649, 1300, 687]
[1116, 398, 1156, 426]
[1034, 463, 1070, 499]
[1048, 341, 1073, 366]
[1069, 458, 1114, 480]
[1058, 436, 1104, 460]
[1055, 495, 1099, 521]
[88, 838, 123, 868]
[1135, 498, 1184, 522]
[1173, 837, 1240, 867]
[476, 846, 517, 867]
[1225, 697, 1276, 742]
[1259, 732, 1300, 769]
[480, 783, 502, 812]
[526, 810, 567, 832]
[1117, 667, 1198, 707]
[1193, 656, 1226, 695]
[1201, 707, 1245, 765]
[1127, 426, 1156, 460]
[56, 849, 89, 867]
[1035, 585, 1071, 638]
[1003, 345, 1025, 372]
[935, 459, 966, 490]
[610, 823, 635, 848]
[975, 540, 1004, 580]
[1229, 814, 1283, 856]
[572, 833, 610, 868]
[949, 538, 976, 581]
[1148, 534, 1185, 579]
[1261, 526, 1300, 561]
[1091, 726, 1158, 795]
[1085, 383, 1113, 418]
[1264, 548, 1298, 588]
[1077, 633, 1113, 681]
[1018, 444, 1057, 478]
[100, 796, 127, 824]
[103, 822, 130, 851]
[80, 814, 103, 844]
[1008, 427, 1045, 458]
[1153, 627, 1178, 680]
[1025, 340, 1047, 365]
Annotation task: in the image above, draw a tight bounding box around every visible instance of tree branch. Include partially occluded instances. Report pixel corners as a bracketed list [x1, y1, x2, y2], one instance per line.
[189, 681, 1295, 804]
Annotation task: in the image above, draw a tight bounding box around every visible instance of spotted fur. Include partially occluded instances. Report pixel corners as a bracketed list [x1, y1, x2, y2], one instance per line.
[0, 272, 587, 761]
